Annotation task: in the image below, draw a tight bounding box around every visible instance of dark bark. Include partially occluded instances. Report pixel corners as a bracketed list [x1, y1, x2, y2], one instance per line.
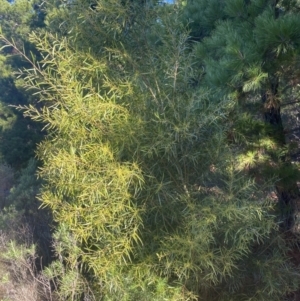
[276, 184, 298, 230]
[263, 104, 282, 127]
[262, 75, 300, 231]
[262, 76, 283, 128]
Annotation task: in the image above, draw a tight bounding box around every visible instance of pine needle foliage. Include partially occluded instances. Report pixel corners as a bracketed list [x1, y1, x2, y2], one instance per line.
[186, 0, 300, 233]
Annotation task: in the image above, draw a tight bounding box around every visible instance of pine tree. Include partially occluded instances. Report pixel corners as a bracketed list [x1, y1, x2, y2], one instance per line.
[0, 0, 45, 168]
[184, 0, 300, 230]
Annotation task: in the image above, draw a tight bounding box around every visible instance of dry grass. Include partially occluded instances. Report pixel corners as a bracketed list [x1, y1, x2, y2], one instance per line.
[0, 220, 57, 301]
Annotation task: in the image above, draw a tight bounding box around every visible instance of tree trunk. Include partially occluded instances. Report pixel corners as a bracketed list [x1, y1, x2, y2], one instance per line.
[262, 76, 300, 231]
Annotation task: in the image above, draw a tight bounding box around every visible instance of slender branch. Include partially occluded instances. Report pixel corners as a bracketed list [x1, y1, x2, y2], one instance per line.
[281, 100, 300, 107]
[0, 35, 43, 77]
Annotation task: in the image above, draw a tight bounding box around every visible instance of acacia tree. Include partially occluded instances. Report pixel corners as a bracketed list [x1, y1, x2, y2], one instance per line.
[2, 0, 300, 300]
